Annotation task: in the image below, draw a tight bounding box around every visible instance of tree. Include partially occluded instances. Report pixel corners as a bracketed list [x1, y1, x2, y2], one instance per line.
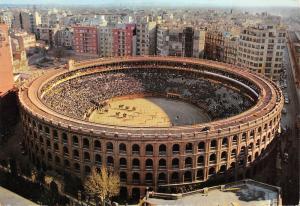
[84, 166, 120, 205]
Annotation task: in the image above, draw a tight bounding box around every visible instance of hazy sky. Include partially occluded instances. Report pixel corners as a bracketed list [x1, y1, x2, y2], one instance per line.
[1, 0, 299, 7]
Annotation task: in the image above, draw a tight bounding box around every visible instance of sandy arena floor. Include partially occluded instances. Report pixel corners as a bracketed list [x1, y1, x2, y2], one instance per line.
[89, 97, 210, 127]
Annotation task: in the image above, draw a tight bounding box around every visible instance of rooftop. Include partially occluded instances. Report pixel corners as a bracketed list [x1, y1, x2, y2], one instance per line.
[146, 179, 281, 206]
[0, 186, 38, 206]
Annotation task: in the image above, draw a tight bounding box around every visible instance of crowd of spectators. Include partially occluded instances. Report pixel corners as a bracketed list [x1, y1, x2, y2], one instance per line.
[41, 67, 254, 122]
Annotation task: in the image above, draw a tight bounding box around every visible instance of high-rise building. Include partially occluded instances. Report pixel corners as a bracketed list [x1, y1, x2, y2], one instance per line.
[237, 24, 286, 81]
[36, 24, 59, 48]
[157, 25, 205, 58]
[73, 25, 98, 56]
[17, 11, 41, 33]
[112, 24, 136, 57]
[98, 26, 113, 57]
[0, 21, 14, 95]
[56, 27, 73, 48]
[192, 29, 206, 58]
[136, 18, 157, 55]
[182, 27, 194, 57]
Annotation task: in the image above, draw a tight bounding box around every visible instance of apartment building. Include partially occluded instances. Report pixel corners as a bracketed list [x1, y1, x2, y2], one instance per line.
[136, 18, 157, 55]
[73, 25, 98, 56]
[36, 24, 59, 48]
[98, 26, 113, 57]
[193, 29, 206, 58]
[112, 24, 136, 57]
[237, 24, 286, 81]
[56, 27, 73, 48]
[204, 30, 239, 64]
[157, 25, 205, 58]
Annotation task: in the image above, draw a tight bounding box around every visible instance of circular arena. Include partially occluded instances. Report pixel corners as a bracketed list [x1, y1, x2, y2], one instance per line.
[19, 56, 284, 198]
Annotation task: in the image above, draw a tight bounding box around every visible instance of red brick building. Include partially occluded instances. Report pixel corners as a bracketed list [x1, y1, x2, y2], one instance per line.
[112, 24, 136, 57]
[73, 26, 98, 56]
[0, 22, 14, 96]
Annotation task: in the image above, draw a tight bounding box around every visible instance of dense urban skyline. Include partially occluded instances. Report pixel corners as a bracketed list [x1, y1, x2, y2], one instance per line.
[1, 0, 300, 7]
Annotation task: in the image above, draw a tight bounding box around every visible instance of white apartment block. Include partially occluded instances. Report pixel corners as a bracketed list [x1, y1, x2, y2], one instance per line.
[98, 26, 113, 57]
[156, 26, 170, 56]
[237, 24, 286, 81]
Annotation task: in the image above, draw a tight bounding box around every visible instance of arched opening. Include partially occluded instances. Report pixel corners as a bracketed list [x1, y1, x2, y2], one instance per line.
[184, 171, 192, 182]
[198, 142, 205, 152]
[120, 172, 127, 183]
[230, 162, 236, 170]
[159, 144, 167, 155]
[240, 146, 246, 156]
[54, 143, 59, 151]
[248, 155, 252, 163]
[209, 153, 216, 163]
[119, 143, 126, 154]
[172, 158, 179, 168]
[132, 188, 140, 201]
[250, 130, 255, 138]
[185, 143, 193, 153]
[47, 140, 51, 148]
[83, 152, 89, 162]
[132, 158, 140, 169]
[220, 165, 226, 173]
[63, 146, 69, 156]
[94, 140, 101, 150]
[132, 173, 140, 184]
[55, 156, 60, 164]
[222, 138, 228, 147]
[221, 151, 227, 161]
[83, 138, 89, 148]
[62, 133, 68, 143]
[210, 140, 217, 149]
[196, 169, 204, 180]
[132, 144, 140, 155]
[107, 156, 114, 167]
[231, 149, 237, 158]
[145, 173, 153, 184]
[64, 159, 70, 167]
[159, 158, 166, 169]
[73, 150, 79, 159]
[146, 144, 153, 155]
[95, 154, 101, 164]
[74, 163, 80, 171]
[47, 152, 52, 161]
[72, 135, 78, 146]
[85, 166, 91, 175]
[172, 144, 180, 154]
[197, 156, 204, 166]
[256, 139, 260, 148]
[171, 172, 179, 183]
[248, 143, 253, 152]
[158, 173, 166, 184]
[241, 132, 247, 141]
[232, 135, 238, 145]
[120, 158, 127, 168]
[119, 187, 128, 200]
[106, 142, 113, 152]
[145, 159, 153, 169]
[185, 157, 192, 168]
[208, 167, 216, 176]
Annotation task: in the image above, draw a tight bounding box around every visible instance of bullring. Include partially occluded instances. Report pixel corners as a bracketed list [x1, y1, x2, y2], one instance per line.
[19, 56, 284, 198]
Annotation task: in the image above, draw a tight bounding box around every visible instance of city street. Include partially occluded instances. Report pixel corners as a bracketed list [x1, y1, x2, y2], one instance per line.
[277, 46, 300, 205]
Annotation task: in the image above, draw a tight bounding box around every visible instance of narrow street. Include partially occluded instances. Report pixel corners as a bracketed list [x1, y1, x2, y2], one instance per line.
[277, 45, 300, 205]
